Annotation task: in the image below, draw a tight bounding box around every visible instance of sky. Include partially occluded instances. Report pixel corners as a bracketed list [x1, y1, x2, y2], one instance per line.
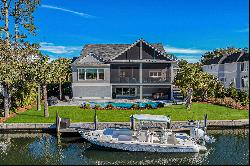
[29, 0, 249, 62]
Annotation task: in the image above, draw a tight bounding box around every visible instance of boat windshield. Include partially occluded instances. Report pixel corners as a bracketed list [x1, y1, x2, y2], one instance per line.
[132, 114, 171, 123]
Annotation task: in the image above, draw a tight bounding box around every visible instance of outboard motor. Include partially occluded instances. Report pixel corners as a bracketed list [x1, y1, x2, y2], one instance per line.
[193, 114, 215, 144]
[194, 128, 215, 143]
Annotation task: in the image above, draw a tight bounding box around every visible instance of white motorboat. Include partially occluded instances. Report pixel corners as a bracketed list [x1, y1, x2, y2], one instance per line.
[79, 114, 214, 153]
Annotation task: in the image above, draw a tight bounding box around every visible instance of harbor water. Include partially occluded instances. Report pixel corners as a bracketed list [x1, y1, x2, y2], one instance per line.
[0, 129, 249, 165]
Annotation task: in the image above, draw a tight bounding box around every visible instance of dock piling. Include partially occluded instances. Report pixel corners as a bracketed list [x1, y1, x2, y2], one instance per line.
[56, 111, 61, 134]
[56, 111, 61, 144]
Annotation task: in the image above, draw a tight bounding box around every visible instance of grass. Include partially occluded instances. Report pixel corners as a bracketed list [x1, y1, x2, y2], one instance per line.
[6, 103, 249, 123]
[4, 103, 249, 123]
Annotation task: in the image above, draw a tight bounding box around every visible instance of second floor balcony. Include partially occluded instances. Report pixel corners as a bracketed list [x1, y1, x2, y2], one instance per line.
[110, 63, 172, 84]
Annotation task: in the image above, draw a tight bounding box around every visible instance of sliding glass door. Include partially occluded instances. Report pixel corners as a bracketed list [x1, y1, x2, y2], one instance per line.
[115, 87, 137, 97]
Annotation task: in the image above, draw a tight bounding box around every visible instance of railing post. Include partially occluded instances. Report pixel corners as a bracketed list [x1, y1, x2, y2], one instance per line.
[94, 109, 98, 130]
[130, 115, 135, 130]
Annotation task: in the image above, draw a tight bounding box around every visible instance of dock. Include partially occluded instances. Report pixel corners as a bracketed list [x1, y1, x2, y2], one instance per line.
[0, 120, 248, 134]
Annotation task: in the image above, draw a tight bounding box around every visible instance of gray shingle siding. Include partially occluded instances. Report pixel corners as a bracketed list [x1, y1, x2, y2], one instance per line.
[72, 85, 111, 98]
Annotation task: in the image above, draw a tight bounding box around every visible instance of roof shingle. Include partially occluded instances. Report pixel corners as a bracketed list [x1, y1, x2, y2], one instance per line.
[73, 40, 167, 65]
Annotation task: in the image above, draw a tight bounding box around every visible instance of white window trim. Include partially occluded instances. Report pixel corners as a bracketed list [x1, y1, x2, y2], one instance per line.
[78, 68, 105, 80]
[78, 68, 85, 81]
[149, 70, 162, 78]
[115, 87, 137, 96]
[240, 62, 248, 72]
[241, 76, 249, 88]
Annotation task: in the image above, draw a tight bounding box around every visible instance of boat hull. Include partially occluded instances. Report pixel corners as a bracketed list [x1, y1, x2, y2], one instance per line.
[81, 133, 201, 153]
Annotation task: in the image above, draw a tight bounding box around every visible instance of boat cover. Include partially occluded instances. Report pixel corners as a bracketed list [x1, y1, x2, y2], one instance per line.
[132, 114, 171, 123]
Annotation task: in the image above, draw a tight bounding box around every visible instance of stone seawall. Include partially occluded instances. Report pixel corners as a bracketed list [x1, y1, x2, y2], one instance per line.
[0, 120, 248, 132]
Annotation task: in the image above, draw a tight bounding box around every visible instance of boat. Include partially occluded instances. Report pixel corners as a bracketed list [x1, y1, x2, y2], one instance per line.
[79, 114, 214, 153]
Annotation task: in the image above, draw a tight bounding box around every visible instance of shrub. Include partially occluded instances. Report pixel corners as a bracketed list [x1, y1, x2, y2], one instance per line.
[84, 103, 91, 109]
[226, 86, 239, 101]
[94, 104, 101, 110]
[106, 104, 114, 109]
[131, 104, 139, 110]
[145, 103, 153, 109]
[237, 90, 249, 106]
[157, 102, 165, 108]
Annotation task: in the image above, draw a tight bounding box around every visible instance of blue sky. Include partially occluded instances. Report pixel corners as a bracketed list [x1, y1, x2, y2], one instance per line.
[31, 0, 249, 62]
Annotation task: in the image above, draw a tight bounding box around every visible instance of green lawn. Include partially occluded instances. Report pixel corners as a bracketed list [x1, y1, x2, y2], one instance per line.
[4, 103, 249, 123]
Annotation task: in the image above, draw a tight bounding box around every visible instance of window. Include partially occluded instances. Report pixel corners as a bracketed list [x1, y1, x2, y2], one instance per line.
[241, 76, 249, 88]
[115, 87, 136, 96]
[98, 69, 104, 80]
[244, 62, 249, 72]
[116, 88, 122, 95]
[149, 71, 162, 78]
[78, 68, 105, 80]
[241, 63, 245, 71]
[220, 77, 226, 83]
[123, 88, 130, 95]
[241, 62, 249, 72]
[86, 69, 97, 80]
[229, 78, 235, 86]
[78, 69, 85, 80]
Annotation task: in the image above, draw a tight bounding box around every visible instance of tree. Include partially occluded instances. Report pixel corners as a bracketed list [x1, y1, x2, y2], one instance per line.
[50, 58, 71, 100]
[0, 0, 40, 117]
[31, 53, 52, 117]
[0, 40, 38, 116]
[174, 60, 224, 102]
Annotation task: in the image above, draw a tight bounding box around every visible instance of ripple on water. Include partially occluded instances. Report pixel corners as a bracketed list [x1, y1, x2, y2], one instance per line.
[0, 129, 249, 165]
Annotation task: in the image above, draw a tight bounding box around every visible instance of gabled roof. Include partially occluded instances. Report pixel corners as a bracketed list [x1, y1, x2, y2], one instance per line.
[110, 39, 168, 61]
[237, 52, 249, 62]
[221, 52, 243, 64]
[72, 39, 171, 65]
[204, 56, 223, 65]
[204, 51, 249, 65]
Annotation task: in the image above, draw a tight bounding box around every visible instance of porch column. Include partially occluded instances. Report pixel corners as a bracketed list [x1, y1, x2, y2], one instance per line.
[140, 63, 143, 100]
[139, 63, 142, 83]
[110, 85, 113, 99]
[140, 86, 143, 100]
[170, 62, 174, 101]
[140, 40, 142, 59]
[170, 85, 173, 100]
[170, 62, 174, 83]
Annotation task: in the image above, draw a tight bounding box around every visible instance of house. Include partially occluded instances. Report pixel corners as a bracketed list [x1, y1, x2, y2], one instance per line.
[202, 51, 249, 93]
[71, 39, 178, 100]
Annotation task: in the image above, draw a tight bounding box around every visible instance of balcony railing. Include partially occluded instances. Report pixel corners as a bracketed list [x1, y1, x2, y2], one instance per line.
[111, 77, 140, 83]
[142, 77, 171, 83]
[111, 76, 171, 84]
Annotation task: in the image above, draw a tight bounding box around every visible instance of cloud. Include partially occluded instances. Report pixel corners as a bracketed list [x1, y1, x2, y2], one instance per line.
[236, 28, 249, 33]
[40, 42, 82, 54]
[164, 45, 207, 54]
[41, 4, 94, 18]
[175, 54, 201, 63]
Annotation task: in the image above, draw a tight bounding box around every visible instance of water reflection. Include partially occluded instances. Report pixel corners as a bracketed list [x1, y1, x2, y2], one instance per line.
[0, 129, 249, 165]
